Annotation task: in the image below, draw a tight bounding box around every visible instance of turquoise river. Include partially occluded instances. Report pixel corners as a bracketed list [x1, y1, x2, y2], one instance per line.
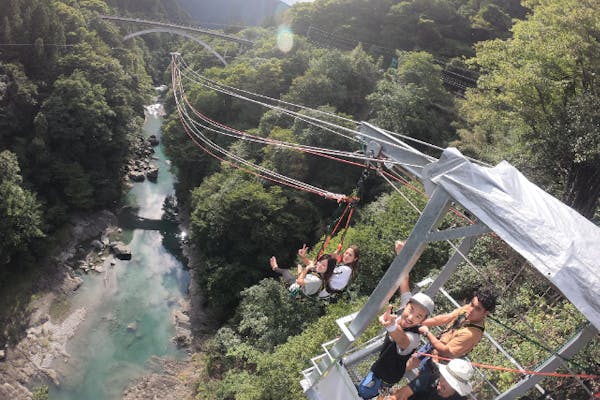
[48, 101, 190, 400]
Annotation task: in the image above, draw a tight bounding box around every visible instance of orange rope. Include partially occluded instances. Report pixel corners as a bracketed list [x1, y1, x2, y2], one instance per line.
[317, 202, 352, 259]
[416, 352, 599, 380]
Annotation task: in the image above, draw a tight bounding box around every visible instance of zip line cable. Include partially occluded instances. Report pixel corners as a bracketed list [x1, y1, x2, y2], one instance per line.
[175, 57, 441, 171]
[177, 56, 358, 125]
[173, 60, 349, 200]
[179, 89, 428, 169]
[175, 55, 453, 158]
[174, 55, 476, 225]
[0, 43, 78, 47]
[174, 57, 595, 395]
[178, 55, 490, 167]
[177, 62, 363, 145]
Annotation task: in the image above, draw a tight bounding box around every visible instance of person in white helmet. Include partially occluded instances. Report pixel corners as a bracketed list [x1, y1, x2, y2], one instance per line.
[356, 240, 435, 399]
[385, 358, 474, 400]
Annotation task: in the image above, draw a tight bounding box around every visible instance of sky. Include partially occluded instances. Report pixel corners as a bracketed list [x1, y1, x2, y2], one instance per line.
[281, 0, 316, 5]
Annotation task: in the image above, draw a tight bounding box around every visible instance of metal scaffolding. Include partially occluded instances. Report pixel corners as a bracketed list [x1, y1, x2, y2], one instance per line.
[300, 122, 599, 399]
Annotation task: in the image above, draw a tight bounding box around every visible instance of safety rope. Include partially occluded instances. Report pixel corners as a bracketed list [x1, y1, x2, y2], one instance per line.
[487, 317, 591, 372]
[316, 201, 353, 260]
[175, 54, 445, 157]
[175, 54, 476, 227]
[416, 352, 599, 380]
[172, 58, 348, 201]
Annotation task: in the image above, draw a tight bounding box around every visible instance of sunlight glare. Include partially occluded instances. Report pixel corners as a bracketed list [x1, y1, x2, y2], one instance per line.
[277, 26, 294, 53]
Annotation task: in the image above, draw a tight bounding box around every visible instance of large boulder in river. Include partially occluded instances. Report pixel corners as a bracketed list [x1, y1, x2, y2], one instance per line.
[146, 167, 159, 182]
[110, 242, 132, 260]
[91, 239, 104, 251]
[148, 135, 159, 146]
[128, 171, 145, 182]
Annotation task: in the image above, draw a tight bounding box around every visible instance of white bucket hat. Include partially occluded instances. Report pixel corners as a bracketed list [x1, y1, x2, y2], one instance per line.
[438, 359, 474, 396]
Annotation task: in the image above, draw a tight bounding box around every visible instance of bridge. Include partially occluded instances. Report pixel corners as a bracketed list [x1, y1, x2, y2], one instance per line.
[100, 15, 255, 65]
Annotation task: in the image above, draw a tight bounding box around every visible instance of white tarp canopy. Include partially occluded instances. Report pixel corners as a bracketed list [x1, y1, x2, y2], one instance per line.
[423, 148, 600, 330]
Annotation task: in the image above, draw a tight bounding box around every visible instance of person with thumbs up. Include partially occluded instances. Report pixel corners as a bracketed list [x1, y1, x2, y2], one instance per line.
[356, 240, 435, 399]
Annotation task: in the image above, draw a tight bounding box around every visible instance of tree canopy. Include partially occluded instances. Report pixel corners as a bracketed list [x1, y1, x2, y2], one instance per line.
[456, 0, 600, 217]
[0, 151, 44, 265]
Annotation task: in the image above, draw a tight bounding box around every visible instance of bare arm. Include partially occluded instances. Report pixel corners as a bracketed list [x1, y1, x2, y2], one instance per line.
[398, 274, 410, 296]
[379, 305, 411, 349]
[295, 263, 314, 287]
[297, 244, 311, 266]
[395, 239, 405, 255]
[422, 307, 461, 327]
[419, 325, 451, 355]
[395, 240, 411, 298]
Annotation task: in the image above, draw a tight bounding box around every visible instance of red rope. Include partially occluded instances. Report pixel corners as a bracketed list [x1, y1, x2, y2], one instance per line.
[176, 59, 476, 226]
[317, 202, 351, 259]
[172, 62, 345, 201]
[336, 205, 355, 254]
[416, 352, 599, 380]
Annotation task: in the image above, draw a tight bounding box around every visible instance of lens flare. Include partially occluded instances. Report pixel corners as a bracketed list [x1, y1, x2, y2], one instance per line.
[276, 26, 294, 53]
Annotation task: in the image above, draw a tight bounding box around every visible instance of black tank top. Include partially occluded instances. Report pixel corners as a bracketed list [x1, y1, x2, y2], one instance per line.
[371, 325, 420, 384]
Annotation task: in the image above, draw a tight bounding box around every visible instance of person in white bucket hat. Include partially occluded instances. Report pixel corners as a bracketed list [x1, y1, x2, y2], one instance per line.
[385, 358, 474, 400]
[438, 359, 474, 396]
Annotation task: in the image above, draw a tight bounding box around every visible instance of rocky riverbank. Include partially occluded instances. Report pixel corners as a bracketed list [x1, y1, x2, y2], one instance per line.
[0, 214, 209, 400]
[121, 356, 201, 400]
[0, 211, 117, 399]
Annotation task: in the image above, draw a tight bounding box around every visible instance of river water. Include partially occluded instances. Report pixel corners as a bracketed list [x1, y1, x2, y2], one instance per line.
[49, 102, 190, 400]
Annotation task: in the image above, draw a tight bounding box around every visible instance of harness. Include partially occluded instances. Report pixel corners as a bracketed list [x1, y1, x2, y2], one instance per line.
[371, 324, 421, 384]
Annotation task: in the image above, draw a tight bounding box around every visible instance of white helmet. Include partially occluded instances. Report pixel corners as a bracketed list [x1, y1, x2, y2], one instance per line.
[410, 292, 434, 316]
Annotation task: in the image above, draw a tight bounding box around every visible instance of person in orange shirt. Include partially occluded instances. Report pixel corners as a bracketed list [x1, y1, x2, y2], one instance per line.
[406, 287, 497, 381]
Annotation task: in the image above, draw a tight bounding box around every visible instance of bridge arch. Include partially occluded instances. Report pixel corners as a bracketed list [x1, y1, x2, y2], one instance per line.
[124, 28, 227, 65]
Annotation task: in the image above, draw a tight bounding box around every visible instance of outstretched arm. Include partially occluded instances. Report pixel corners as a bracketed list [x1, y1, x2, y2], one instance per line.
[422, 307, 461, 327]
[297, 244, 311, 266]
[379, 305, 411, 349]
[395, 240, 405, 255]
[418, 325, 451, 355]
[395, 240, 411, 297]
[399, 274, 410, 296]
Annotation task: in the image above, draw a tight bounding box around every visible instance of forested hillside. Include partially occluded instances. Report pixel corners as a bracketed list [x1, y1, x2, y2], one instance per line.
[0, 0, 143, 264]
[0, 0, 185, 343]
[159, 0, 599, 398]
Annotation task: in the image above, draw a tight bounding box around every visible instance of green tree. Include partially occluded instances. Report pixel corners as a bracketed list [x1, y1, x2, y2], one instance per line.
[381, 0, 473, 57]
[284, 46, 380, 117]
[189, 169, 315, 316]
[0, 63, 38, 146]
[40, 70, 119, 209]
[0, 151, 44, 264]
[198, 297, 371, 400]
[367, 51, 457, 148]
[456, 0, 600, 217]
[228, 279, 322, 352]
